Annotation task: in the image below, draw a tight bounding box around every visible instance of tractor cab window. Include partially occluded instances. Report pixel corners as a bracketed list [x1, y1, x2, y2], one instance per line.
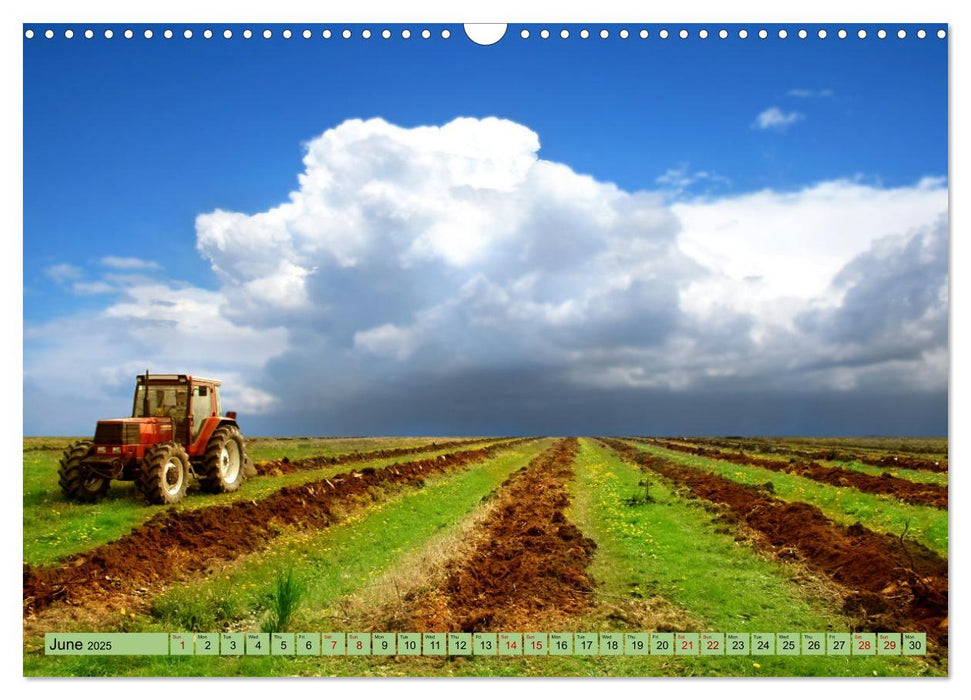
[133, 385, 189, 422]
[191, 385, 212, 438]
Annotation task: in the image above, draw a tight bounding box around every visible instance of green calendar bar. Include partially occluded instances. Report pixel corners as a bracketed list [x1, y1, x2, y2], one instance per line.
[43, 631, 928, 656]
[321, 633, 345, 656]
[473, 632, 498, 655]
[550, 632, 573, 656]
[296, 633, 320, 656]
[625, 632, 649, 656]
[44, 633, 169, 656]
[700, 632, 724, 656]
[801, 633, 825, 656]
[196, 633, 219, 656]
[397, 633, 422, 656]
[448, 632, 472, 656]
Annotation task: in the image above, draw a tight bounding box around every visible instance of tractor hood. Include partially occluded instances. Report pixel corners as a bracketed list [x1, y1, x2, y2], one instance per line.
[93, 417, 173, 445]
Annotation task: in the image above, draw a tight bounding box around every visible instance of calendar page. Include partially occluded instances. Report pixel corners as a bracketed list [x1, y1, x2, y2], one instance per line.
[21, 10, 949, 681]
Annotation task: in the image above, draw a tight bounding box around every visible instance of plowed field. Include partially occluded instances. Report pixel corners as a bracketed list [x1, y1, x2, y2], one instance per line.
[23, 435, 947, 678]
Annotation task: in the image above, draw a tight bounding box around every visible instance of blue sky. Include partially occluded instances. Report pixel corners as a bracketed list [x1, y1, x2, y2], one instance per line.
[23, 25, 949, 435]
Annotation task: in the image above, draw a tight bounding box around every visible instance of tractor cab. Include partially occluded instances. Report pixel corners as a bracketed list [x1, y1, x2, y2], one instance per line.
[131, 374, 222, 445]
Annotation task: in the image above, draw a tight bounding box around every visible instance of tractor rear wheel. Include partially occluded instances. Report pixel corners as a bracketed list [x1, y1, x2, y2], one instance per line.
[138, 442, 190, 505]
[57, 440, 110, 503]
[199, 425, 246, 493]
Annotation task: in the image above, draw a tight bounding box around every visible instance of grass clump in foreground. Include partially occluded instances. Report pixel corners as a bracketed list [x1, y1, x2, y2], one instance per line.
[260, 569, 307, 633]
[629, 441, 948, 557]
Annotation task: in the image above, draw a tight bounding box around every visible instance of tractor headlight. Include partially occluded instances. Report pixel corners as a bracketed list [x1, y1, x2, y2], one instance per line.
[112, 446, 122, 454]
[96, 446, 106, 454]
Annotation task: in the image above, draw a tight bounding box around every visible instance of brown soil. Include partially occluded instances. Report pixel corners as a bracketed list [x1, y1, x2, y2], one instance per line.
[676, 437, 947, 473]
[23, 439, 532, 617]
[254, 436, 507, 476]
[401, 438, 597, 632]
[602, 439, 948, 647]
[644, 439, 947, 509]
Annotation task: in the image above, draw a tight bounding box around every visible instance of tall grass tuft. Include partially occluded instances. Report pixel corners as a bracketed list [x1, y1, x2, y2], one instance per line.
[260, 568, 306, 633]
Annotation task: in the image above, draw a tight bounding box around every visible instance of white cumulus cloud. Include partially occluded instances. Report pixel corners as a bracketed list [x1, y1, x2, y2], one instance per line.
[25, 117, 949, 434]
[753, 107, 804, 131]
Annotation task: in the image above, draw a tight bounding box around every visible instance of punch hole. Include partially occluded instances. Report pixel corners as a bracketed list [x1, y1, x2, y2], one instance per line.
[659, 29, 668, 39]
[263, 29, 272, 39]
[362, 29, 372, 39]
[540, 29, 550, 39]
[898, 29, 906, 39]
[24, 29, 34, 39]
[917, 29, 926, 39]
[520, 29, 529, 39]
[718, 29, 728, 39]
[858, 29, 867, 39]
[203, 29, 213, 39]
[699, 29, 709, 39]
[323, 30, 332, 39]
[85, 29, 94, 39]
[124, 29, 133, 39]
[44, 29, 53, 39]
[798, 29, 807, 39]
[383, 29, 391, 39]
[838, 29, 847, 39]
[282, 29, 292, 39]
[464, 24, 507, 46]
[601, 29, 610, 39]
[302, 29, 311, 39]
[638, 29, 647, 39]
[442, 29, 451, 39]
[64, 29, 74, 39]
[778, 29, 788, 39]
[143, 29, 153, 39]
[164, 29, 173, 39]
[620, 29, 629, 39]
[422, 29, 430, 39]
[402, 29, 411, 39]
[937, 29, 946, 39]
[105, 29, 114, 39]
[561, 29, 569, 39]
[758, 29, 768, 39]
[738, 29, 748, 39]
[877, 29, 887, 39]
[818, 29, 827, 39]
[582, 29, 591, 39]
[342, 29, 351, 39]
[679, 29, 688, 39]
[223, 29, 232, 39]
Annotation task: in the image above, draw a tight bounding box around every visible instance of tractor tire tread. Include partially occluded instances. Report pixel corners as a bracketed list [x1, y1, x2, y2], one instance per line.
[199, 425, 246, 494]
[57, 440, 109, 503]
[137, 442, 190, 505]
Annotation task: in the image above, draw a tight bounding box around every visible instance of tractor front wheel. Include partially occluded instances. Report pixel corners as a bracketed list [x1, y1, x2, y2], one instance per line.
[58, 440, 110, 503]
[138, 442, 190, 505]
[199, 425, 246, 494]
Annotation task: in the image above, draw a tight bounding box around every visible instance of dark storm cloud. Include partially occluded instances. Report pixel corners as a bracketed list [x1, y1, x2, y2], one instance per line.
[252, 365, 947, 438]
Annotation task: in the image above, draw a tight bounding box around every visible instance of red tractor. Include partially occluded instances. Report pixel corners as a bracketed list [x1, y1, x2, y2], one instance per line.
[58, 372, 256, 505]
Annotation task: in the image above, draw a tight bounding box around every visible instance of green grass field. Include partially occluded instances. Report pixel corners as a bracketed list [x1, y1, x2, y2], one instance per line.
[23, 436, 946, 677]
[23, 437, 508, 566]
[626, 441, 948, 557]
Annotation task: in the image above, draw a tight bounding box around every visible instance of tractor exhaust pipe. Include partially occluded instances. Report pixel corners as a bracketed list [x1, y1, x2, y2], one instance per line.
[142, 369, 150, 418]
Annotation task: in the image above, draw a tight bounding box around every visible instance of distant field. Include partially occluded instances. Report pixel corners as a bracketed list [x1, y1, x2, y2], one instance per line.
[708, 436, 948, 459]
[23, 436, 946, 677]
